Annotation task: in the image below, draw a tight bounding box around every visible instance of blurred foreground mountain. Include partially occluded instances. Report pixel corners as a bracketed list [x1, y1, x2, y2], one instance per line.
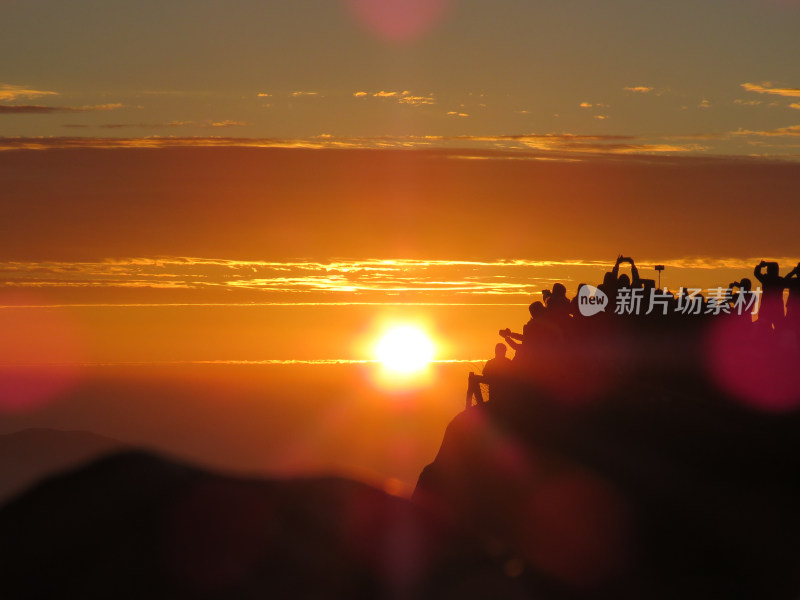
[2, 363, 799, 598]
[0, 428, 124, 506]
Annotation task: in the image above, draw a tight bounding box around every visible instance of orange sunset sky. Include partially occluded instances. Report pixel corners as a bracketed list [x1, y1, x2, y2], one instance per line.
[1, 1, 799, 485]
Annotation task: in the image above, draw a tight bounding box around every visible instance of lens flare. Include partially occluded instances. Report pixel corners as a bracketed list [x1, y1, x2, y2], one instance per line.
[345, 0, 455, 43]
[0, 293, 85, 413]
[705, 317, 800, 412]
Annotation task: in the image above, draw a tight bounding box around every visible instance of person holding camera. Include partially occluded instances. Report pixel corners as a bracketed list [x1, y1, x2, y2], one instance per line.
[613, 255, 642, 290]
[784, 262, 800, 334]
[500, 301, 560, 367]
[753, 260, 786, 331]
[727, 278, 756, 319]
[598, 255, 643, 311]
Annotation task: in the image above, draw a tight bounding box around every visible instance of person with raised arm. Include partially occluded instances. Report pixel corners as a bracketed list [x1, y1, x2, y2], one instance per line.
[753, 260, 786, 331]
[784, 262, 800, 334]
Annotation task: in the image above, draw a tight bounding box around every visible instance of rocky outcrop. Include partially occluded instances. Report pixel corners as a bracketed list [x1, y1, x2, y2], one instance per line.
[415, 374, 800, 599]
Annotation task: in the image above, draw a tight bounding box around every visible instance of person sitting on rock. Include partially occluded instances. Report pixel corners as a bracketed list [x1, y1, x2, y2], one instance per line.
[482, 343, 513, 404]
[500, 301, 560, 367]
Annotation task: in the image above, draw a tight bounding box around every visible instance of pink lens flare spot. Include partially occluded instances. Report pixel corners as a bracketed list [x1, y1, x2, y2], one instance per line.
[343, 484, 442, 586]
[0, 365, 82, 413]
[345, 0, 456, 43]
[520, 471, 630, 588]
[0, 293, 86, 413]
[705, 317, 800, 413]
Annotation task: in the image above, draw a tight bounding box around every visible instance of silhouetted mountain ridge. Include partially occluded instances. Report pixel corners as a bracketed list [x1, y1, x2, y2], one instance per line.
[415, 372, 800, 599]
[2, 368, 799, 598]
[0, 450, 530, 599]
[0, 427, 125, 506]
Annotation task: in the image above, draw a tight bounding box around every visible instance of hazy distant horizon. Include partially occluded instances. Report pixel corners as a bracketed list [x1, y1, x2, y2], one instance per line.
[0, 362, 468, 493]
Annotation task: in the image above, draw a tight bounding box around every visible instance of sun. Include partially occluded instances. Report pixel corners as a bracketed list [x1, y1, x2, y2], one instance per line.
[375, 325, 435, 374]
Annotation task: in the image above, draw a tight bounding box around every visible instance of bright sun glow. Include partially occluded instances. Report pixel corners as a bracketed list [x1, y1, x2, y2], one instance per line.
[375, 325, 435, 373]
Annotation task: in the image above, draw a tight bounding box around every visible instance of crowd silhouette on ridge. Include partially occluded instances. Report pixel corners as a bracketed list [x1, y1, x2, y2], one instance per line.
[468, 255, 800, 408]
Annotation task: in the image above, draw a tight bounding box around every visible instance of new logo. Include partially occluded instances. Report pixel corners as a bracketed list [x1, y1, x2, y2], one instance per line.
[577, 285, 608, 317]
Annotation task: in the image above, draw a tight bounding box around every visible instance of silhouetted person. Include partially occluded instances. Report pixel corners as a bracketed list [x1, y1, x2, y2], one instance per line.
[544, 282, 571, 326]
[598, 257, 622, 308]
[465, 371, 485, 408]
[614, 255, 642, 287]
[598, 271, 617, 302]
[569, 283, 589, 320]
[754, 260, 786, 331]
[654, 287, 677, 319]
[599, 255, 641, 310]
[675, 287, 705, 317]
[597, 271, 617, 298]
[785, 263, 800, 334]
[482, 343, 513, 403]
[500, 301, 560, 366]
[727, 278, 757, 319]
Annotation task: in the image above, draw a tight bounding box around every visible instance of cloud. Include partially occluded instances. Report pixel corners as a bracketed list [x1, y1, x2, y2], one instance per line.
[0, 132, 715, 157]
[698, 99, 711, 109]
[358, 90, 435, 105]
[624, 86, 654, 94]
[81, 103, 127, 111]
[446, 111, 469, 117]
[290, 91, 320, 97]
[0, 257, 560, 299]
[210, 120, 246, 128]
[0, 84, 59, 102]
[0, 103, 126, 115]
[256, 93, 272, 97]
[734, 99, 762, 106]
[741, 82, 800, 98]
[661, 256, 800, 270]
[594, 115, 608, 120]
[790, 103, 800, 110]
[664, 132, 729, 141]
[457, 133, 633, 143]
[61, 120, 247, 130]
[0, 105, 62, 114]
[732, 125, 800, 137]
[398, 94, 434, 105]
[579, 102, 592, 108]
[5, 256, 795, 309]
[137, 90, 191, 96]
[0, 137, 342, 151]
